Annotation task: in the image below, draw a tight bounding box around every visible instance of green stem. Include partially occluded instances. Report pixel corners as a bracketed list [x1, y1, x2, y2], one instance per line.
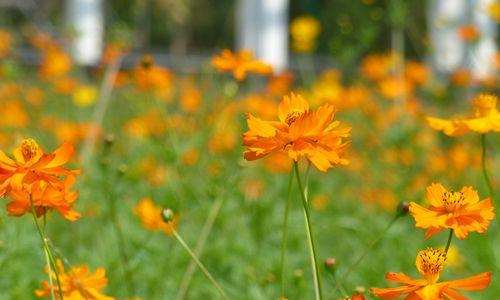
[481, 134, 495, 200]
[333, 215, 399, 297]
[444, 229, 454, 254]
[293, 161, 323, 300]
[280, 166, 294, 297]
[169, 226, 230, 300]
[175, 196, 226, 300]
[29, 199, 64, 300]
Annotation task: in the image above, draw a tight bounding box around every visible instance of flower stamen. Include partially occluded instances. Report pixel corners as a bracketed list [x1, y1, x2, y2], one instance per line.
[21, 138, 40, 162]
[416, 248, 446, 283]
[442, 191, 465, 211]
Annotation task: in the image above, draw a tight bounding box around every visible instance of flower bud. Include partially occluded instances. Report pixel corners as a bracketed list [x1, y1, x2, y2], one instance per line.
[161, 208, 175, 223]
[396, 201, 409, 217]
[324, 257, 337, 272]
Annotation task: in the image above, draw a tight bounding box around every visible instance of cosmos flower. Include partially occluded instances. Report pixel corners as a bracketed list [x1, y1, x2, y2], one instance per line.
[409, 183, 494, 239]
[243, 92, 351, 172]
[36, 259, 114, 299]
[0, 139, 80, 197]
[427, 93, 500, 136]
[371, 248, 492, 299]
[134, 198, 178, 236]
[211, 49, 273, 81]
[7, 175, 80, 221]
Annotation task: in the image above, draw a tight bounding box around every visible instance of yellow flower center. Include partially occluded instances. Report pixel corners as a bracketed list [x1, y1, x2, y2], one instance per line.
[416, 248, 446, 283]
[285, 110, 304, 125]
[442, 191, 464, 211]
[20, 138, 40, 162]
[474, 94, 498, 117]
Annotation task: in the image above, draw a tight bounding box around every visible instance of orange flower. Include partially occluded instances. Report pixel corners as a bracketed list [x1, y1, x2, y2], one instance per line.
[0, 29, 13, 58]
[266, 71, 294, 97]
[0, 139, 80, 197]
[134, 55, 174, 92]
[409, 183, 494, 239]
[243, 92, 351, 172]
[427, 93, 500, 136]
[458, 24, 479, 41]
[38, 49, 72, 80]
[450, 69, 471, 87]
[371, 248, 492, 300]
[405, 61, 429, 86]
[134, 198, 178, 236]
[36, 259, 114, 299]
[7, 175, 80, 221]
[360, 53, 399, 81]
[211, 49, 273, 80]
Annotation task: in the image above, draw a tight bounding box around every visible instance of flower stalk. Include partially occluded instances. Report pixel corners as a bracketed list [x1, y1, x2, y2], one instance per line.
[167, 223, 230, 300]
[444, 229, 454, 254]
[280, 166, 294, 297]
[293, 161, 323, 300]
[30, 197, 64, 300]
[481, 134, 494, 200]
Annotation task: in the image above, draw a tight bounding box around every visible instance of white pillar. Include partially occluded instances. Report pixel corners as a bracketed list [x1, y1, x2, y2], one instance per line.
[67, 0, 104, 66]
[428, 0, 467, 72]
[236, 0, 289, 72]
[470, 0, 497, 79]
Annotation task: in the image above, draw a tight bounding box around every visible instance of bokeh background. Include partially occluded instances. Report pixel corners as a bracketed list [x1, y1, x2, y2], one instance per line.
[0, 0, 498, 299]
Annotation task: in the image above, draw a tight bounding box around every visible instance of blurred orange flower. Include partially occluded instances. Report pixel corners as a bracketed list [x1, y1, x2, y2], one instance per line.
[211, 49, 273, 81]
[371, 248, 491, 299]
[266, 71, 294, 97]
[360, 53, 398, 81]
[134, 55, 174, 93]
[134, 198, 178, 236]
[458, 24, 479, 41]
[450, 68, 471, 86]
[427, 93, 500, 136]
[405, 61, 429, 86]
[243, 92, 351, 172]
[36, 259, 114, 299]
[0, 139, 80, 197]
[409, 183, 494, 239]
[0, 29, 13, 58]
[39, 49, 72, 80]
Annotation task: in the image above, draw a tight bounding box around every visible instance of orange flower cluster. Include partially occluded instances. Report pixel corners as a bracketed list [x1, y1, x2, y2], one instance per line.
[0, 139, 81, 221]
[36, 259, 114, 299]
[427, 93, 500, 136]
[212, 49, 273, 81]
[371, 182, 494, 299]
[243, 92, 351, 172]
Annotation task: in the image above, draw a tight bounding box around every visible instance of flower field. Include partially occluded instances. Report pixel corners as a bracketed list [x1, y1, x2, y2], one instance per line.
[0, 14, 499, 300]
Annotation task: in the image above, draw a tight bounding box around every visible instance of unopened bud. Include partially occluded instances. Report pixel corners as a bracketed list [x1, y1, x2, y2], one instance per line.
[324, 257, 337, 272]
[104, 134, 114, 146]
[396, 201, 409, 217]
[161, 208, 174, 223]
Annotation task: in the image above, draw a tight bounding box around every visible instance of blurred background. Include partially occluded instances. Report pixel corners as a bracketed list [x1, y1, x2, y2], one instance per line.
[0, 0, 497, 77]
[0, 1, 499, 299]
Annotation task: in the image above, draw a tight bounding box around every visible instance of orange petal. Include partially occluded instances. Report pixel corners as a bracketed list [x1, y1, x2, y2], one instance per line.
[425, 183, 446, 207]
[446, 272, 492, 291]
[43, 142, 75, 168]
[370, 285, 421, 298]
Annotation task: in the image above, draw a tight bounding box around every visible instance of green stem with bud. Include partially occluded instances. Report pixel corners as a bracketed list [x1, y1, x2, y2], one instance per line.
[294, 161, 323, 300]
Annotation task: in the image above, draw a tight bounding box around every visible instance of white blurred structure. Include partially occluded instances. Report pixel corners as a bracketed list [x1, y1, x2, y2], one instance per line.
[429, 0, 497, 79]
[67, 0, 104, 66]
[470, 0, 497, 79]
[236, 0, 289, 72]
